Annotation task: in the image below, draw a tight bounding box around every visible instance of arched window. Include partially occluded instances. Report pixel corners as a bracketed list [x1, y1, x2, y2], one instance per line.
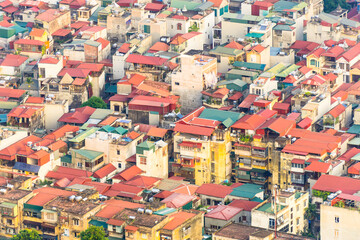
[310, 59, 317, 66]
[177, 23, 182, 30]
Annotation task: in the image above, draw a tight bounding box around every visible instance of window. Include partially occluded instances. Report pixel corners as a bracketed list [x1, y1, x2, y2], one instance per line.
[77, 162, 82, 168]
[6, 219, 12, 225]
[304, 200, 307, 207]
[118, 163, 122, 168]
[144, 25, 150, 34]
[241, 216, 246, 222]
[339, 63, 344, 69]
[177, 23, 182, 30]
[269, 218, 275, 229]
[74, 232, 80, 238]
[296, 204, 300, 212]
[310, 59, 317, 66]
[335, 216, 339, 223]
[62, 162, 68, 167]
[175, 82, 180, 85]
[114, 105, 120, 112]
[141, 233, 147, 238]
[46, 212, 54, 220]
[73, 219, 79, 226]
[296, 218, 300, 225]
[140, 157, 146, 165]
[117, 150, 120, 155]
[335, 229, 339, 238]
[214, 9, 217, 17]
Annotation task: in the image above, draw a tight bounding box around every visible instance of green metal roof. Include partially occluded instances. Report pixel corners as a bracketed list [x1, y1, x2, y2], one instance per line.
[223, 13, 264, 22]
[137, 141, 154, 150]
[91, 109, 113, 120]
[227, 69, 259, 77]
[349, 137, 360, 146]
[276, 64, 300, 78]
[265, 62, 288, 75]
[351, 153, 360, 161]
[347, 124, 360, 134]
[89, 219, 107, 229]
[72, 149, 103, 161]
[0, 202, 16, 208]
[85, 40, 101, 47]
[233, 61, 266, 71]
[273, 24, 293, 31]
[210, 46, 243, 56]
[112, 127, 128, 135]
[256, 202, 285, 213]
[69, 128, 98, 143]
[273, 1, 298, 11]
[61, 155, 72, 163]
[217, 79, 247, 87]
[0, 27, 16, 39]
[198, 108, 243, 125]
[293, 2, 307, 10]
[245, 32, 264, 38]
[10, 24, 27, 34]
[154, 208, 177, 216]
[0, 101, 19, 110]
[230, 183, 263, 198]
[170, 0, 201, 10]
[99, 125, 114, 133]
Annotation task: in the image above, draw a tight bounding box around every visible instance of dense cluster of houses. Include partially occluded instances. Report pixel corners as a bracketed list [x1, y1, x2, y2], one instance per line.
[0, 0, 360, 239]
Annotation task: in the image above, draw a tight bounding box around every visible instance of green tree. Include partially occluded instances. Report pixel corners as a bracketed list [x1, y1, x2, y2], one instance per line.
[25, 77, 34, 88]
[324, 0, 349, 13]
[81, 96, 107, 109]
[12, 229, 42, 240]
[188, 23, 199, 32]
[80, 226, 108, 240]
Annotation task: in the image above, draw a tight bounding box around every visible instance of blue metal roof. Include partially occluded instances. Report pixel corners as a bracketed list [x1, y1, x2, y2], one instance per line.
[14, 162, 40, 173]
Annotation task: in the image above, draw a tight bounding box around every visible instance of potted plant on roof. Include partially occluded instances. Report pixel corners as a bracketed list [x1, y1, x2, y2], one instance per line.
[25, 77, 33, 88]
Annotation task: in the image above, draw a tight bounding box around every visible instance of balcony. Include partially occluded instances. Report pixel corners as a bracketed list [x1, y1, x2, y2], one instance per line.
[291, 178, 305, 185]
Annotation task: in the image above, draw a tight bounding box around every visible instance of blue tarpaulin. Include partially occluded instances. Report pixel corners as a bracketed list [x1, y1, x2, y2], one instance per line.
[13, 162, 40, 173]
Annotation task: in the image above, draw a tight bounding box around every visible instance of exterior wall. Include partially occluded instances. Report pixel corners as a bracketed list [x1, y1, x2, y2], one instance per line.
[38, 61, 63, 79]
[221, 20, 257, 44]
[42, 11, 71, 34]
[136, 143, 168, 179]
[63, 49, 85, 61]
[171, 55, 217, 114]
[43, 101, 69, 130]
[320, 204, 360, 240]
[89, 71, 105, 97]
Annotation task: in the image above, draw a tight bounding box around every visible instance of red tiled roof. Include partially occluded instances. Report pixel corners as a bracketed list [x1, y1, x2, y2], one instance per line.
[228, 199, 260, 211]
[312, 175, 360, 194]
[113, 165, 143, 181]
[254, 0, 273, 7]
[297, 117, 312, 129]
[205, 205, 242, 220]
[125, 175, 160, 189]
[144, 2, 166, 11]
[95, 205, 124, 218]
[348, 162, 360, 175]
[232, 114, 267, 130]
[337, 42, 360, 62]
[72, 78, 86, 86]
[225, 41, 244, 50]
[83, 181, 111, 194]
[126, 54, 167, 66]
[77, 63, 104, 72]
[58, 106, 95, 124]
[173, 124, 214, 136]
[305, 161, 331, 173]
[0, 0, 12, 8]
[107, 219, 124, 226]
[273, 102, 290, 111]
[54, 177, 71, 188]
[239, 94, 258, 109]
[46, 166, 92, 180]
[44, 125, 79, 141]
[162, 211, 196, 230]
[147, 127, 167, 138]
[338, 147, 360, 162]
[228, 91, 243, 100]
[96, 37, 110, 49]
[8, 105, 43, 118]
[148, 42, 169, 53]
[328, 104, 346, 118]
[15, 39, 44, 46]
[118, 43, 131, 53]
[179, 141, 202, 148]
[58, 68, 91, 78]
[36, 9, 64, 22]
[128, 131, 140, 140]
[25, 96, 44, 104]
[93, 163, 116, 179]
[196, 183, 233, 198]
[3, 5, 18, 13]
[1, 54, 28, 67]
[39, 57, 59, 64]
[124, 225, 138, 232]
[52, 28, 71, 37]
[161, 193, 193, 208]
[266, 117, 295, 136]
[29, 28, 45, 37]
[251, 44, 266, 53]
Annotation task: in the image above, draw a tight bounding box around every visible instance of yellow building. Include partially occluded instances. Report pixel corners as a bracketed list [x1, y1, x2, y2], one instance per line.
[246, 44, 270, 69]
[252, 190, 309, 235]
[173, 107, 242, 185]
[159, 211, 204, 240]
[0, 189, 34, 238]
[29, 28, 49, 43]
[42, 196, 102, 240]
[306, 48, 325, 74]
